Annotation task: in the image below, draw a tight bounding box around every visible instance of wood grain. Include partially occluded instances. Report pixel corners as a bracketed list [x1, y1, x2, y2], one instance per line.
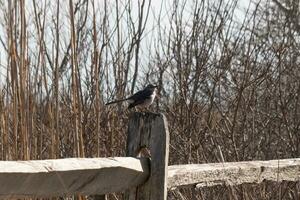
[125, 112, 169, 200]
[168, 158, 300, 189]
[0, 157, 149, 198]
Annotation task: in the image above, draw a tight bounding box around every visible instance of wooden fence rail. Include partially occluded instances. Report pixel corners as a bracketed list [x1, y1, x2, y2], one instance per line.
[1, 157, 300, 198]
[0, 112, 299, 199]
[0, 157, 149, 198]
[168, 158, 300, 189]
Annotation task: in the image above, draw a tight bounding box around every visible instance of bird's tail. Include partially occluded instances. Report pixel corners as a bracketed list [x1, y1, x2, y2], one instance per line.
[105, 98, 128, 105]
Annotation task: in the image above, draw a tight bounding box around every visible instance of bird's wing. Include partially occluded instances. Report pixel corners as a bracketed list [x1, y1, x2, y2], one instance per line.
[128, 88, 152, 101]
[128, 99, 145, 109]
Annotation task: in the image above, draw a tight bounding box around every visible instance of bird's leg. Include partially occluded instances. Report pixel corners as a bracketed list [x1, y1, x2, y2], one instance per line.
[139, 107, 144, 113]
[145, 106, 150, 113]
[134, 106, 142, 113]
[139, 106, 144, 113]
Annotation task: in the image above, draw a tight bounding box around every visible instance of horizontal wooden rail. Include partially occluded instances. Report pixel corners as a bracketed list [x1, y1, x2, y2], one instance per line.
[168, 158, 300, 189]
[0, 157, 149, 198]
[1, 157, 300, 198]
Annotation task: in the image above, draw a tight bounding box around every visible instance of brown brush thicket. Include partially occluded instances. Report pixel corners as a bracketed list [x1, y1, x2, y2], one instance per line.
[0, 0, 300, 199]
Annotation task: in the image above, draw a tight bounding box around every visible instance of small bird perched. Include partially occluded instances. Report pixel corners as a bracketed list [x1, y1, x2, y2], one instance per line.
[106, 84, 158, 109]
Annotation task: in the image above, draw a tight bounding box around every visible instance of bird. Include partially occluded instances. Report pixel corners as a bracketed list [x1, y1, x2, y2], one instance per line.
[106, 84, 158, 109]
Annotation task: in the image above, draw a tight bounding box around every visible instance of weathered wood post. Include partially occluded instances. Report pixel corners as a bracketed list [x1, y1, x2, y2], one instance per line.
[125, 112, 169, 200]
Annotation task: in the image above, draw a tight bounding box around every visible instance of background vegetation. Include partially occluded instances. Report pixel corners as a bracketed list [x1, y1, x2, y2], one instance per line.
[0, 0, 300, 199]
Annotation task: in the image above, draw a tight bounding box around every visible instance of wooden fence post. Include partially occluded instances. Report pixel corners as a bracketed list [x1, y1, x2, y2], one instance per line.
[125, 112, 169, 200]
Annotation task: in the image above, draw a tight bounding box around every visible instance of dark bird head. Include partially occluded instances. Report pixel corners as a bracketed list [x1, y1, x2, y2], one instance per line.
[146, 84, 158, 89]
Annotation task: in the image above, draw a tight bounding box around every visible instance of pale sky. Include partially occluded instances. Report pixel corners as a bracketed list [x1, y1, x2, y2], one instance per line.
[0, 0, 254, 86]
